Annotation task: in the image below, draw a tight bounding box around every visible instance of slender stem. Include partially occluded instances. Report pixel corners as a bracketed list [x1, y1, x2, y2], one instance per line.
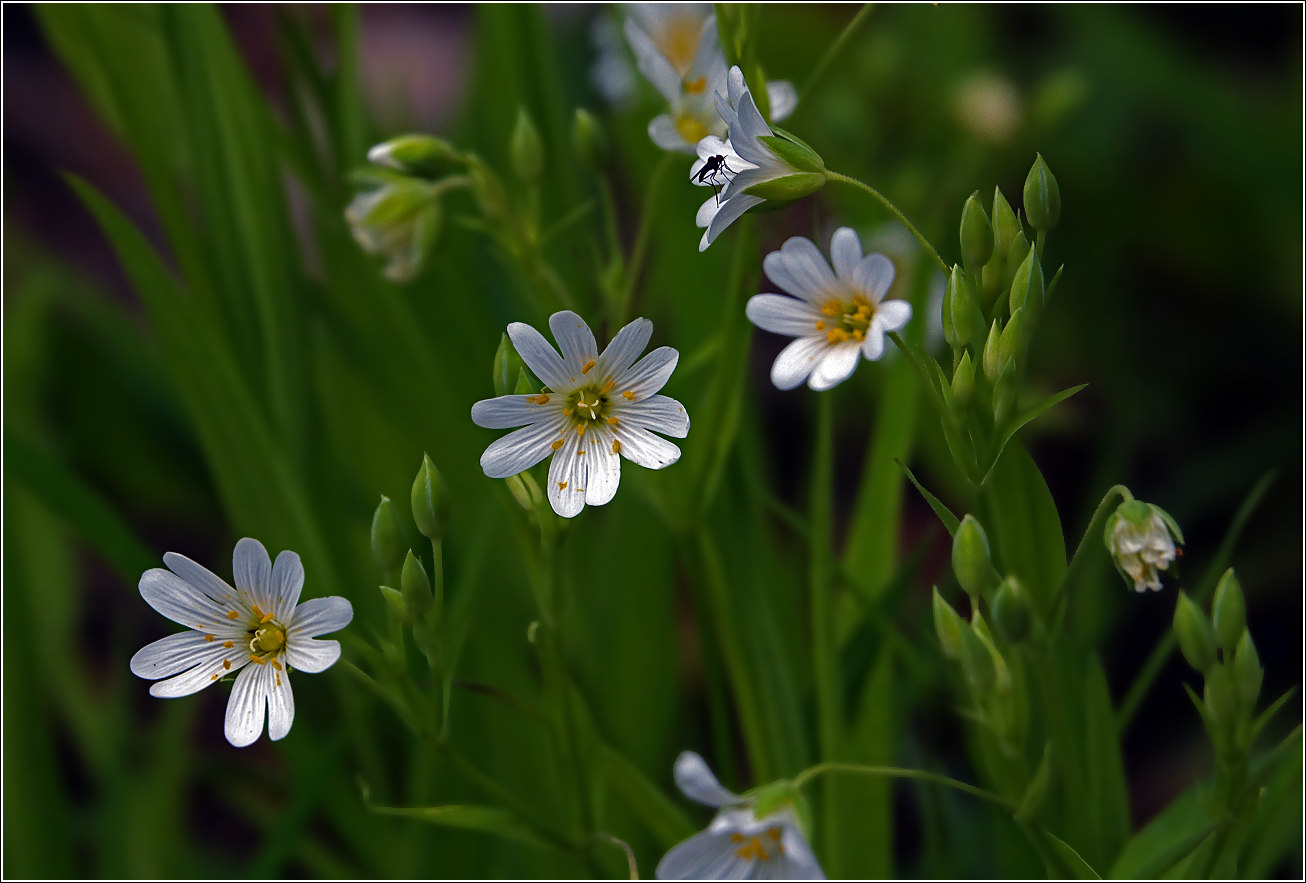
[429, 537, 445, 735]
[809, 393, 840, 861]
[1048, 484, 1131, 625]
[793, 763, 1016, 813]
[826, 170, 949, 277]
[594, 833, 640, 880]
[617, 152, 673, 326]
[597, 175, 624, 271]
[799, 4, 875, 108]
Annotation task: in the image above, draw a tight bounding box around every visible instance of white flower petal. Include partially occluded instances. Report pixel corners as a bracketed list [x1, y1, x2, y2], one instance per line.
[286, 637, 342, 673]
[650, 114, 691, 153]
[624, 18, 681, 104]
[696, 134, 730, 162]
[808, 341, 863, 391]
[613, 345, 679, 400]
[547, 431, 587, 519]
[875, 299, 912, 333]
[289, 595, 354, 639]
[702, 193, 764, 251]
[583, 427, 622, 507]
[655, 828, 740, 880]
[763, 237, 838, 302]
[697, 193, 722, 228]
[770, 335, 829, 390]
[507, 321, 570, 391]
[266, 662, 295, 741]
[549, 311, 599, 375]
[727, 65, 748, 108]
[139, 567, 240, 632]
[162, 552, 242, 609]
[829, 227, 863, 281]
[779, 821, 826, 879]
[766, 80, 798, 122]
[471, 394, 560, 429]
[619, 394, 690, 438]
[224, 660, 271, 748]
[233, 537, 276, 614]
[271, 550, 304, 622]
[861, 323, 887, 361]
[479, 414, 568, 479]
[149, 644, 249, 698]
[131, 631, 228, 681]
[674, 751, 742, 807]
[745, 294, 824, 337]
[852, 253, 896, 301]
[691, 15, 721, 77]
[598, 317, 654, 381]
[613, 424, 681, 470]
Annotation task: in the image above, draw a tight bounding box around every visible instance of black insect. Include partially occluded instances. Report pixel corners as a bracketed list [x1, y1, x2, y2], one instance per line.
[693, 154, 737, 205]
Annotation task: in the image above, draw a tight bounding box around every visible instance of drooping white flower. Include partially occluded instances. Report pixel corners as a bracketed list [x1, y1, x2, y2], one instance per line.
[692, 67, 822, 250]
[624, 9, 796, 155]
[656, 752, 825, 880]
[1104, 500, 1184, 592]
[590, 14, 638, 107]
[746, 228, 913, 391]
[130, 539, 354, 748]
[471, 311, 690, 519]
[345, 177, 439, 283]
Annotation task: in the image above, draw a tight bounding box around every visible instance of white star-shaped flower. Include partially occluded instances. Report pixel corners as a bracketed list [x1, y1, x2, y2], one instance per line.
[471, 311, 690, 519]
[130, 538, 354, 747]
[746, 227, 913, 391]
[656, 752, 826, 880]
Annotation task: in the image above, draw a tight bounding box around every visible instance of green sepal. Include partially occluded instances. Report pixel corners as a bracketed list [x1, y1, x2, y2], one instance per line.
[492, 333, 526, 397]
[1174, 591, 1217, 673]
[959, 614, 996, 693]
[768, 127, 826, 171]
[1232, 630, 1263, 708]
[1008, 248, 1044, 321]
[960, 190, 993, 268]
[1212, 569, 1246, 652]
[951, 351, 975, 410]
[370, 495, 408, 573]
[992, 577, 1032, 643]
[401, 550, 433, 620]
[367, 134, 459, 176]
[411, 453, 453, 540]
[747, 779, 799, 821]
[992, 186, 1020, 255]
[742, 172, 826, 202]
[510, 106, 544, 183]
[932, 586, 966, 660]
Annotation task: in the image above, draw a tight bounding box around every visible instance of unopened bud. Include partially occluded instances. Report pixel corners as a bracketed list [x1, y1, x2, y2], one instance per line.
[411, 453, 453, 540]
[379, 585, 407, 623]
[960, 191, 994, 269]
[504, 471, 546, 511]
[933, 586, 966, 660]
[1174, 591, 1217, 673]
[1003, 230, 1030, 294]
[982, 318, 1003, 383]
[1203, 663, 1237, 729]
[951, 351, 975, 409]
[998, 308, 1023, 373]
[572, 108, 609, 172]
[992, 577, 1032, 643]
[953, 514, 994, 598]
[345, 181, 441, 284]
[1008, 248, 1044, 320]
[370, 495, 408, 573]
[1023, 153, 1061, 232]
[942, 265, 973, 349]
[1232, 630, 1263, 708]
[368, 134, 458, 175]
[511, 107, 544, 183]
[959, 619, 996, 693]
[991, 187, 1020, 256]
[1212, 569, 1246, 652]
[513, 367, 535, 395]
[493, 334, 526, 397]
[400, 550, 433, 619]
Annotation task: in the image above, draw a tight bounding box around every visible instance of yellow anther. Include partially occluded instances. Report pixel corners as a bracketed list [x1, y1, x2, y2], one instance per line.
[223, 659, 232, 670]
[211, 673, 218, 680]
[563, 407, 574, 417]
[533, 394, 550, 405]
[601, 379, 615, 393]
[821, 301, 842, 317]
[276, 630, 285, 643]
[552, 438, 564, 450]
[815, 321, 826, 330]
[767, 828, 782, 840]
[827, 328, 851, 344]
[226, 610, 240, 620]
[581, 360, 596, 375]
[853, 328, 866, 341]
[730, 834, 745, 843]
[204, 634, 215, 642]
[622, 390, 636, 401]
[251, 605, 265, 618]
[577, 449, 586, 455]
[612, 440, 621, 454]
[607, 417, 619, 425]
[558, 481, 568, 490]
[260, 613, 275, 623]
[223, 641, 234, 648]
[276, 674, 282, 687]
[272, 659, 283, 671]
[684, 75, 707, 94]
[576, 423, 587, 436]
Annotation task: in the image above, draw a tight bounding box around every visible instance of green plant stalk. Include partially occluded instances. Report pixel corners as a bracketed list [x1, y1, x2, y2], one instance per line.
[809, 392, 842, 864]
[617, 152, 673, 326]
[793, 763, 1015, 813]
[826, 171, 950, 276]
[1048, 483, 1132, 625]
[429, 537, 445, 737]
[798, 4, 875, 109]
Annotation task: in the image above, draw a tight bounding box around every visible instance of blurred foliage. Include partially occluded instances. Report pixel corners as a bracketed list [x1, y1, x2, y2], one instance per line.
[3, 3, 1301, 879]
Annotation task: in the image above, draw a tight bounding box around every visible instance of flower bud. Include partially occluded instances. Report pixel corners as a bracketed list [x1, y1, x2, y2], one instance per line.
[997, 308, 1023, 373]
[951, 351, 975, 409]
[960, 191, 994, 269]
[493, 333, 526, 397]
[1232, 630, 1263, 708]
[1023, 153, 1061, 232]
[982, 318, 1003, 383]
[572, 108, 609, 172]
[510, 107, 544, 183]
[741, 172, 826, 202]
[411, 453, 453, 540]
[991, 358, 1016, 426]
[401, 550, 432, 619]
[759, 127, 826, 174]
[1212, 569, 1246, 652]
[1203, 663, 1237, 730]
[942, 265, 974, 350]
[1008, 248, 1044, 320]
[513, 367, 535, 395]
[367, 134, 458, 176]
[932, 586, 966, 660]
[1003, 230, 1030, 294]
[952, 514, 994, 598]
[504, 471, 546, 511]
[370, 495, 408, 573]
[1174, 591, 1217, 673]
[345, 181, 441, 283]
[379, 585, 408, 624]
[992, 577, 1032, 643]
[991, 187, 1021, 256]
[1104, 500, 1183, 593]
[959, 618, 996, 693]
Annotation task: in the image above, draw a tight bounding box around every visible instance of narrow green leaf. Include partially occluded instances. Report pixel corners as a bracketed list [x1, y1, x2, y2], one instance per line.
[1045, 829, 1104, 879]
[895, 458, 960, 536]
[366, 801, 562, 853]
[981, 384, 1087, 483]
[1109, 782, 1211, 879]
[602, 746, 696, 850]
[979, 443, 1066, 612]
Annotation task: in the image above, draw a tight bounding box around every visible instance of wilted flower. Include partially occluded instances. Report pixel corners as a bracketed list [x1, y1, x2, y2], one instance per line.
[130, 539, 354, 747]
[471, 311, 689, 519]
[345, 177, 440, 283]
[1104, 499, 1184, 592]
[656, 752, 825, 880]
[745, 228, 912, 390]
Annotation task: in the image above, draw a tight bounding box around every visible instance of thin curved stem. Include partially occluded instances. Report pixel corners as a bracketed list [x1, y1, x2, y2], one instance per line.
[1048, 484, 1131, 626]
[826, 170, 949, 277]
[793, 762, 1016, 813]
[799, 4, 875, 108]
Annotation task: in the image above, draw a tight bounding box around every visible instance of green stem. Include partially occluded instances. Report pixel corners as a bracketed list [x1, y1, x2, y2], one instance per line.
[617, 152, 673, 326]
[793, 763, 1015, 813]
[826, 170, 949, 277]
[1048, 484, 1131, 626]
[429, 537, 445, 735]
[597, 175, 624, 272]
[809, 393, 840, 862]
[799, 4, 875, 108]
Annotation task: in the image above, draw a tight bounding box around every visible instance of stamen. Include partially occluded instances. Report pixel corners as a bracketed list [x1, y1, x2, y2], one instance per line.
[276, 630, 284, 643]
[622, 390, 636, 401]
[534, 394, 550, 405]
[730, 834, 745, 843]
[211, 674, 218, 680]
[577, 449, 586, 455]
[260, 613, 275, 623]
[276, 674, 282, 686]
[576, 424, 587, 436]
[853, 328, 866, 341]
[204, 634, 215, 642]
[227, 611, 240, 620]
[601, 380, 615, 393]
[612, 440, 621, 454]
[250, 655, 267, 665]
[563, 407, 574, 417]
[821, 302, 842, 317]
[815, 321, 826, 330]
[581, 360, 596, 375]
[552, 439, 564, 450]
[827, 328, 851, 344]
[684, 75, 707, 94]
[223, 659, 232, 670]
[223, 641, 234, 648]
[558, 481, 568, 490]
[251, 605, 265, 618]
[607, 417, 619, 425]
[272, 659, 283, 671]
[767, 828, 782, 840]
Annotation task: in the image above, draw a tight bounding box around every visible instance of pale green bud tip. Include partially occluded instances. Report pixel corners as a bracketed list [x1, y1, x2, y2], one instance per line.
[943, 265, 973, 349]
[1212, 569, 1246, 652]
[1174, 592, 1217, 673]
[1233, 630, 1263, 706]
[572, 108, 609, 171]
[982, 318, 1003, 382]
[510, 107, 544, 183]
[411, 453, 453, 539]
[1023, 152, 1061, 231]
[997, 308, 1023, 371]
[762, 128, 826, 174]
[960, 191, 994, 268]
[932, 587, 965, 660]
[379, 585, 407, 621]
[368, 134, 457, 174]
[370, 495, 408, 572]
[951, 351, 975, 409]
[513, 367, 534, 396]
[991, 187, 1020, 256]
[493, 334, 526, 397]
[400, 550, 432, 618]
[992, 577, 1031, 643]
[959, 620, 996, 692]
[952, 515, 993, 597]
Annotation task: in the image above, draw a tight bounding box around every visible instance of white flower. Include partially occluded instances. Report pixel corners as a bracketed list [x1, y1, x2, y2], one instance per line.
[656, 752, 825, 880]
[624, 9, 796, 155]
[471, 311, 690, 519]
[345, 179, 439, 283]
[746, 228, 913, 391]
[590, 14, 637, 106]
[693, 67, 818, 250]
[130, 538, 354, 748]
[1105, 501, 1183, 592]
